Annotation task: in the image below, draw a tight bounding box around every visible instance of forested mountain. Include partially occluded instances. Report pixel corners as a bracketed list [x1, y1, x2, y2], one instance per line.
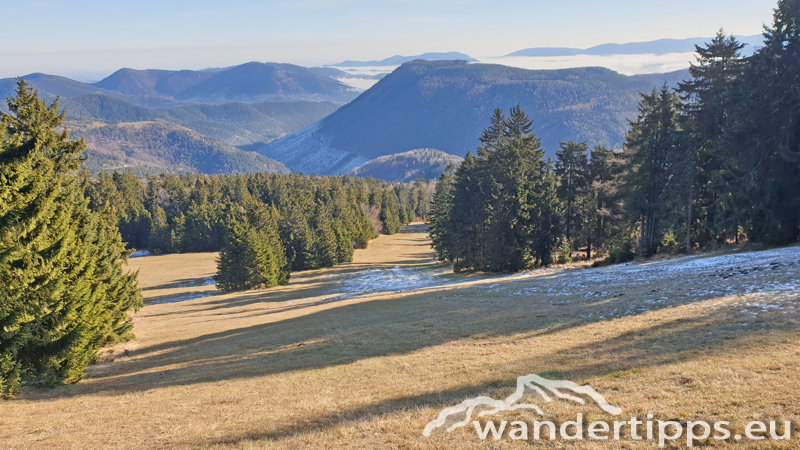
[332, 51, 477, 67]
[259, 61, 688, 175]
[71, 121, 290, 176]
[172, 62, 359, 103]
[347, 149, 463, 182]
[60, 94, 339, 147]
[505, 35, 763, 57]
[0, 73, 187, 109]
[91, 68, 218, 97]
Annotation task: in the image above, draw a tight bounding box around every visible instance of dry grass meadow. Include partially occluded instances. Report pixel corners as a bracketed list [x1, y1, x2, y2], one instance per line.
[2, 223, 799, 449]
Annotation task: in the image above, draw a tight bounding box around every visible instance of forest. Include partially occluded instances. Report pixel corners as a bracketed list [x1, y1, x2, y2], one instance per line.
[431, 3, 800, 272]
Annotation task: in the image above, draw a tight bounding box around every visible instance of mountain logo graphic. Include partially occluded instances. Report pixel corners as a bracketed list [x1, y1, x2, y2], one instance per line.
[423, 374, 622, 436]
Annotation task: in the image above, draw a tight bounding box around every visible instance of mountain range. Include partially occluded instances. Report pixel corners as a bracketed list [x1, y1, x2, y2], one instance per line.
[0, 62, 360, 109]
[259, 60, 688, 175]
[504, 35, 763, 58]
[331, 52, 477, 67]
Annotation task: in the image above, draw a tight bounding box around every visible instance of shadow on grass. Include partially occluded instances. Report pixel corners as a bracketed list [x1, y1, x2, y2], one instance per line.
[33, 273, 796, 402]
[176, 308, 797, 447]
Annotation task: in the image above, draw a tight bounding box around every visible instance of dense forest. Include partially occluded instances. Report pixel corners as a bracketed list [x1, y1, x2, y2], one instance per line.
[86, 170, 435, 277]
[431, 1, 800, 271]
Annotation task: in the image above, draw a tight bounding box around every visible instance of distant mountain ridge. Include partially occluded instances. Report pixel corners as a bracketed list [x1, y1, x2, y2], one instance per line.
[505, 34, 763, 57]
[260, 60, 689, 175]
[0, 62, 360, 109]
[331, 52, 477, 67]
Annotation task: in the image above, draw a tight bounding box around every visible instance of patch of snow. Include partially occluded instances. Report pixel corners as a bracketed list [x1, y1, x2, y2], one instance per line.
[129, 250, 151, 258]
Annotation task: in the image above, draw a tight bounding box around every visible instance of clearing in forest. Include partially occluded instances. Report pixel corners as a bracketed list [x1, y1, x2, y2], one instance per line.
[2, 224, 799, 449]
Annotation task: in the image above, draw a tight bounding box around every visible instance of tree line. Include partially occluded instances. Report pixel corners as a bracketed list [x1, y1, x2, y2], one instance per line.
[431, 0, 800, 271]
[85, 167, 436, 289]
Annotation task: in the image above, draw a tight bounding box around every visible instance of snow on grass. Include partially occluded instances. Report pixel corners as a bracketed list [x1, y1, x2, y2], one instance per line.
[149, 291, 221, 305]
[484, 246, 800, 321]
[336, 265, 458, 294]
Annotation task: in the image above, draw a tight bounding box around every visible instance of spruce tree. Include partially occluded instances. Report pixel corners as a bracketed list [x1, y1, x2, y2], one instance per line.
[555, 141, 589, 242]
[148, 205, 170, 252]
[623, 86, 685, 256]
[215, 205, 289, 291]
[678, 30, 746, 249]
[0, 80, 142, 394]
[718, 0, 800, 244]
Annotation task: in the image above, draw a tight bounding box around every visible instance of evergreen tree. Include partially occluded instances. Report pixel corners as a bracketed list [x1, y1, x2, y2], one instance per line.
[678, 30, 746, 249]
[310, 202, 339, 268]
[0, 80, 142, 395]
[622, 86, 685, 256]
[215, 205, 288, 291]
[555, 141, 589, 242]
[587, 145, 623, 257]
[148, 205, 170, 252]
[431, 107, 559, 271]
[379, 192, 401, 234]
[718, 0, 800, 244]
[429, 167, 456, 261]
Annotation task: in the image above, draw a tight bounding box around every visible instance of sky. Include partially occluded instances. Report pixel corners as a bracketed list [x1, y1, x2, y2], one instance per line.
[1, 0, 778, 81]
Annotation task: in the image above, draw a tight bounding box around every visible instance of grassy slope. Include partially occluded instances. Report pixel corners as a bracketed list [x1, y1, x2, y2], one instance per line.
[2, 225, 799, 449]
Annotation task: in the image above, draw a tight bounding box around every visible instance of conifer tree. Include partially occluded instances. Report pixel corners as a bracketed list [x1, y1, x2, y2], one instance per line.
[148, 205, 170, 252]
[310, 202, 339, 268]
[718, 0, 800, 244]
[678, 30, 746, 249]
[555, 141, 589, 242]
[0, 80, 142, 394]
[215, 205, 288, 291]
[623, 86, 685, 256]
[431, 106, 559, 271]
[430, 166, 456, 261]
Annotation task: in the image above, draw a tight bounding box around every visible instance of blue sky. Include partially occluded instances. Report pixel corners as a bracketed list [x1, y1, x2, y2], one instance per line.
[1, 0, 777, 80]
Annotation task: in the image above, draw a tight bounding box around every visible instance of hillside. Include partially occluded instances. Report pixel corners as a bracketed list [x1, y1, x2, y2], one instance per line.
[347, 149, 463, 182]
[60, 94, 340, 147]
[259, 61, 688, 175]
[71, 121, 290, 176]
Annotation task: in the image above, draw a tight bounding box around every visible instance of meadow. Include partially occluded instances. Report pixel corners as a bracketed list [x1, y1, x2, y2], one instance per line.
[2, 224, 798, 449]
